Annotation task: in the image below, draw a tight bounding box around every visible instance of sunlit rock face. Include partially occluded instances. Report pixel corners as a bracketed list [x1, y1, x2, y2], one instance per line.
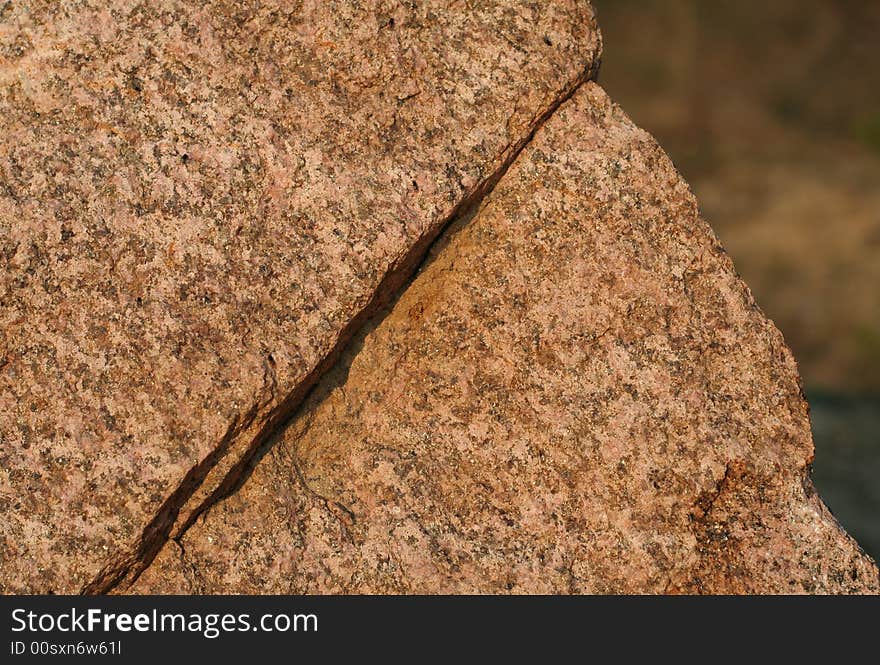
[0, 0, 600, 593]
[131, 84, 878, 595]
[3, 1, 875, 596]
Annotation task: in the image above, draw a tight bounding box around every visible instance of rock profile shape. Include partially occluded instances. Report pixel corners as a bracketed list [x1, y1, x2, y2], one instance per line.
[131, 84, 877, 594]
[2, 3, 877, 595]
[0, 0, 600, 593]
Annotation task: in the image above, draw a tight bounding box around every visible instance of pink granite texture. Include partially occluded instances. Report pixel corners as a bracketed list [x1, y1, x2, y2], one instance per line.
[131, 84, 878, 594]
[0, 0, 600, 593]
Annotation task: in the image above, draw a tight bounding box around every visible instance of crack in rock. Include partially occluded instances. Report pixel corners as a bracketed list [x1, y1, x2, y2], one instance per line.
[87, 55, 601, 596]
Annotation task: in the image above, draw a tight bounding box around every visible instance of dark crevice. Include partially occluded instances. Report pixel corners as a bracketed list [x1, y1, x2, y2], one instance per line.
[85, 57, 601, 595]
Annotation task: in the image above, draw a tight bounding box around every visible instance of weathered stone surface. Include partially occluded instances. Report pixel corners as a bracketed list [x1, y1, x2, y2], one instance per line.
[0, 0, 601, 593]
[131, 83, 878, 594]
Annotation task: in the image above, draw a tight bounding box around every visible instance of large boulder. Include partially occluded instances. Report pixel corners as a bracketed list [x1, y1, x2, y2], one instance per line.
[130, 84, 878, 594]
[0, 0, 601, 593]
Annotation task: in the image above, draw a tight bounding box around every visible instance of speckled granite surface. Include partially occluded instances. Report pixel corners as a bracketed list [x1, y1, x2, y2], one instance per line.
[130, 84, 878, 594]
[0, 0, 601, 593]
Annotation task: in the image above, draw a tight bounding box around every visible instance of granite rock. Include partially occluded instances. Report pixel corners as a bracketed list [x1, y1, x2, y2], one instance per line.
[131, 84, 879, 594]
[0, 0, 601, 593]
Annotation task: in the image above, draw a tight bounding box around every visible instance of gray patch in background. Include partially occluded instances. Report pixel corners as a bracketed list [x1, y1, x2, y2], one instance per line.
[809, 392, 880, 561]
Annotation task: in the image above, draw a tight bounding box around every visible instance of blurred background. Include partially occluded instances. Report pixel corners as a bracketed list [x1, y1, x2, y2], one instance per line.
[592, 0, 879, 558]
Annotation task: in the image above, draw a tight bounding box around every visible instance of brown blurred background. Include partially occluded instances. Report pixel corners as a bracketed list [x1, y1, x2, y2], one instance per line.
[593, 0, 880, 558]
